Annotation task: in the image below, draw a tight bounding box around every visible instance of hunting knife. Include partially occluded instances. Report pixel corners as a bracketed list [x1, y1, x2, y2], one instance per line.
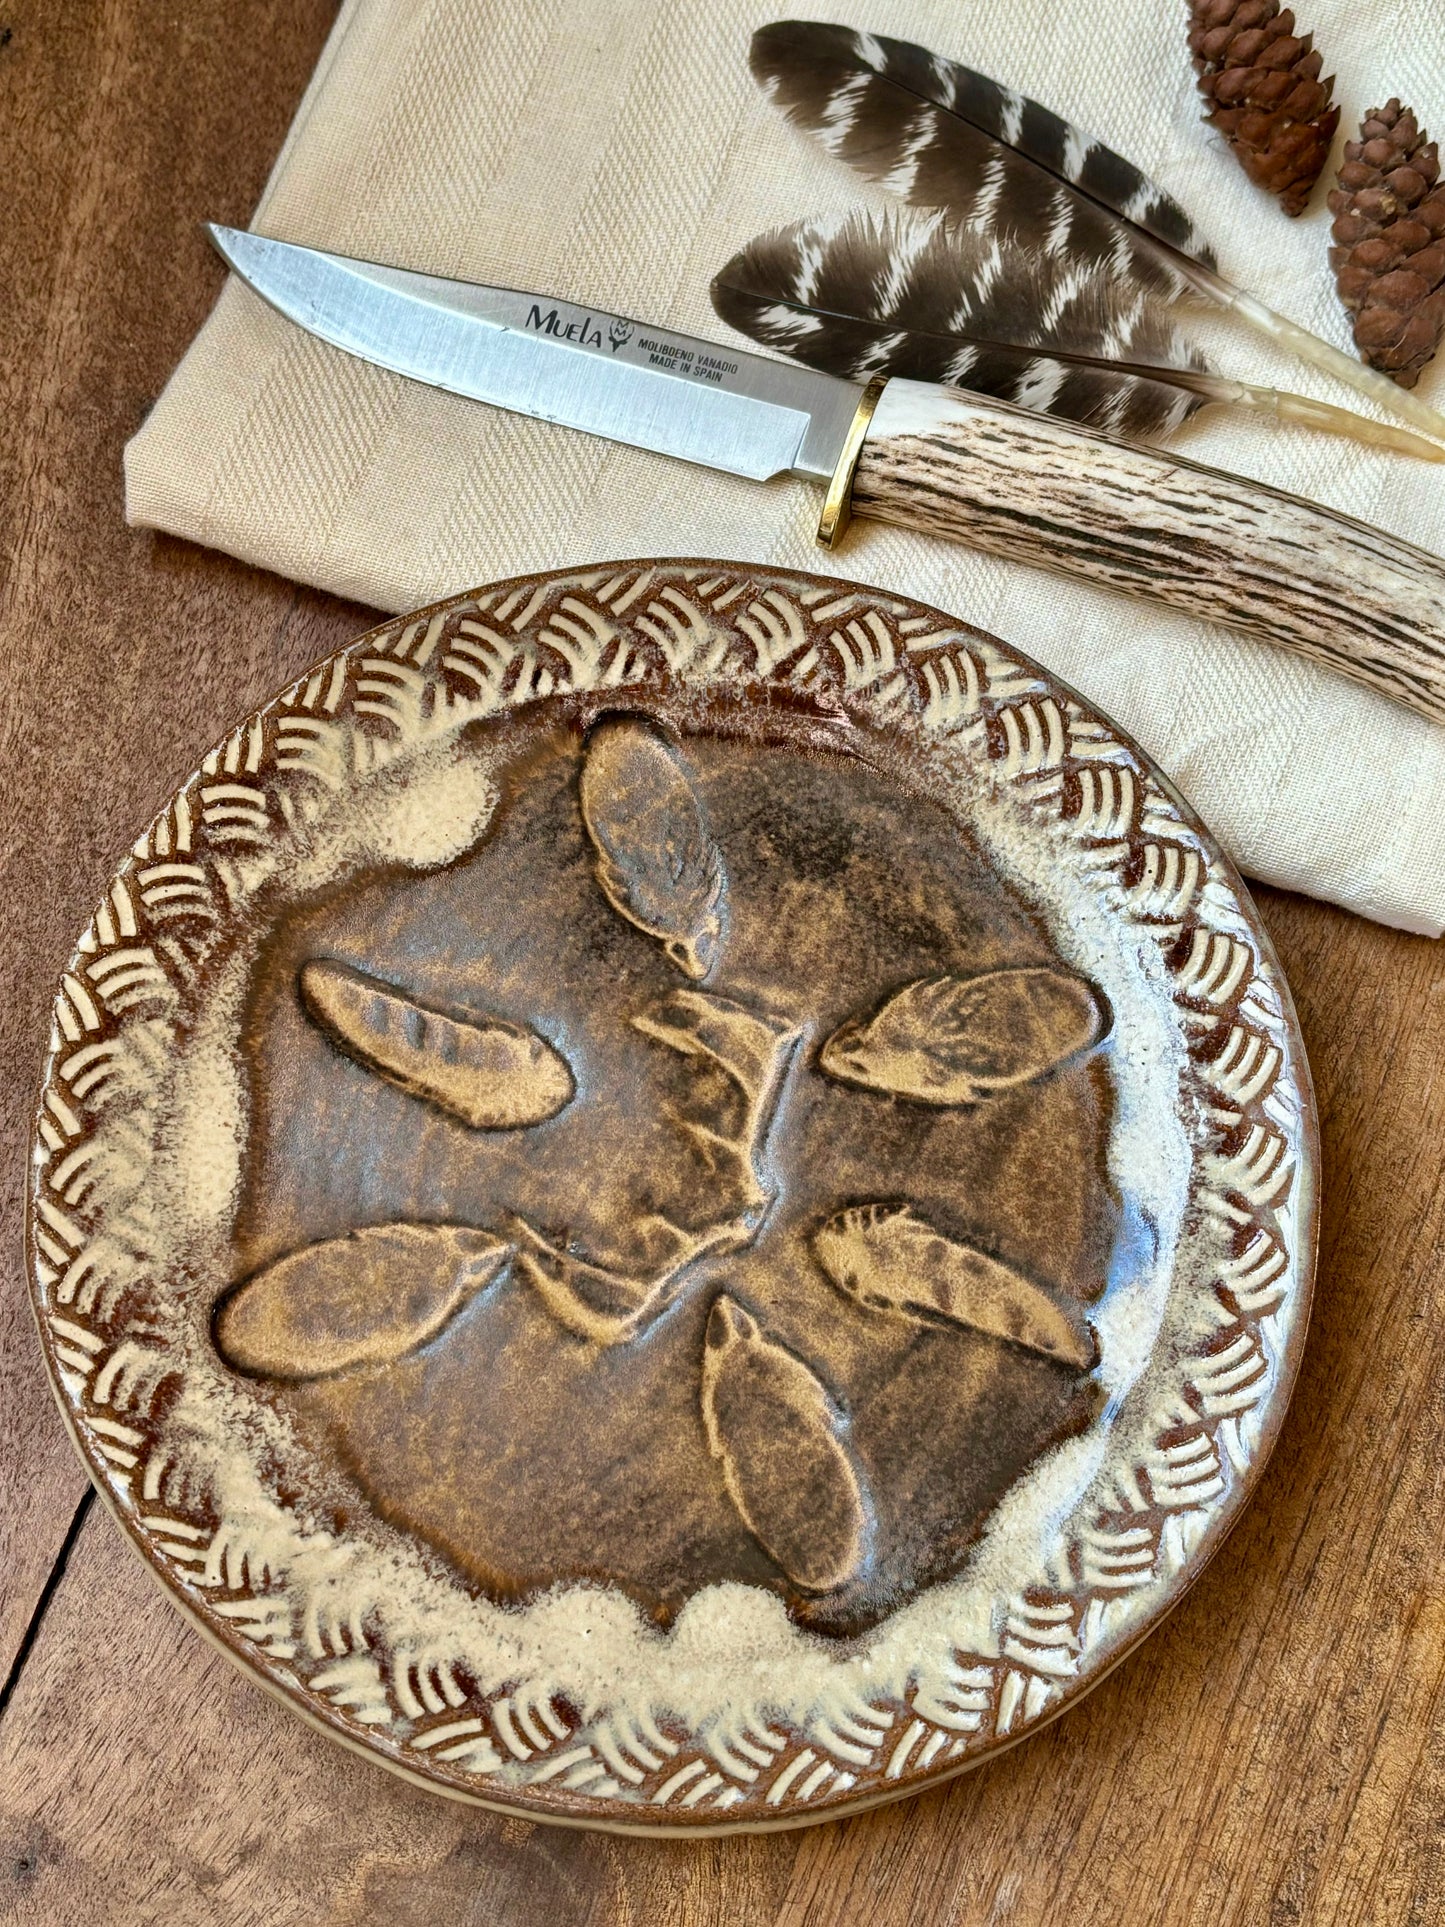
[208, 225, 1445, 725]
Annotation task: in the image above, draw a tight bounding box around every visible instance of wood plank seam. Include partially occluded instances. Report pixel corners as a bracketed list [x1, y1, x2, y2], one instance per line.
[0, 1486, 93, 1725]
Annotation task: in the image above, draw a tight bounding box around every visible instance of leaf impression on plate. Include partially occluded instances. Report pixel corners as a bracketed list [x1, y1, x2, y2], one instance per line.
[812, 1204, 1095, 1370]
[300, 959, 573, 1129]
[701, 1294, 868, 1592]
[579, 716, 725, 980]
[819, 966, 1107, 1105]
[215, 1223, 512, 1379]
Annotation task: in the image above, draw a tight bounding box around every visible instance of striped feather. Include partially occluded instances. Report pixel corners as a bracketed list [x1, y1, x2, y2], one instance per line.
[743, 19, 1445, 450]
[713, 207, 1212, 440]
[753, 22, 1216, 267]
[750, 23, 1208, 306]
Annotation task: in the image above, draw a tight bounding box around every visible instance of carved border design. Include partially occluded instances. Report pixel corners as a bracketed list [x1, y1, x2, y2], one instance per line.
[27, 562, 1316, 1831]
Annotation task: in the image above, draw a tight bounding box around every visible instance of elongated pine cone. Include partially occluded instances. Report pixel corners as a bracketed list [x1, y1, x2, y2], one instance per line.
[1187, 0, 1339, 215]
[1328, 102, 1445, 388]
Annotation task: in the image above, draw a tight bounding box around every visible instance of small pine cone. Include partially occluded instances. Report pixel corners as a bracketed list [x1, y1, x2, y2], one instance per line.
[1328, 101, 1445, 388]
[1188, 0, 1340, 215]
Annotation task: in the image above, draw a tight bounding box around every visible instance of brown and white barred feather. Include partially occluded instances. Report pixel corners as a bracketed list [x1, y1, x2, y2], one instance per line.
[712, 207, 1210, 441]
[747, 19, 1445, 444]
[750, 23, 1213, 300]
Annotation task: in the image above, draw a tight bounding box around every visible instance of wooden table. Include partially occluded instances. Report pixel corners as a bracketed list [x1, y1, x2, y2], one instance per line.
[2, 3, 1442, 1920]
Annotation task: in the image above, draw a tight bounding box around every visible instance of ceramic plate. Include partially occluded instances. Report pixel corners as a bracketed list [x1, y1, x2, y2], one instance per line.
[28, 560, 1316, 1831]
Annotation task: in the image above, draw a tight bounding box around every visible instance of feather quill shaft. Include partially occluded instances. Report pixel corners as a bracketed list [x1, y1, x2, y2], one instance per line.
[712, 208, 1445, 457]
[749, 21, 1445, 447]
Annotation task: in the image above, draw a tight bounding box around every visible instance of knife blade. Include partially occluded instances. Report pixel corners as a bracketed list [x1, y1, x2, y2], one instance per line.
[207, 224, 1445, 726]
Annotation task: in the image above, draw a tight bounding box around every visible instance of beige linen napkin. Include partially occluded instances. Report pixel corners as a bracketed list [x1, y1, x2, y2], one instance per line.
[125, 0, 1445, 934]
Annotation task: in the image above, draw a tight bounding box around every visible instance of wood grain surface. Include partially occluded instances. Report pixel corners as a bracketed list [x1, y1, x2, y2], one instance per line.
[0, 3, 1441, 1922]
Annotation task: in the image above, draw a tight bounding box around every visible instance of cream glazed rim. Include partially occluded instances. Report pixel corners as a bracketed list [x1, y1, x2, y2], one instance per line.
[27, 558, 1317, 1831]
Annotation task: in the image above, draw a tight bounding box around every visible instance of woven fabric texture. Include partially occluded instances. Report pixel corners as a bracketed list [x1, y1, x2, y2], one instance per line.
[124, 0, 1445, 934]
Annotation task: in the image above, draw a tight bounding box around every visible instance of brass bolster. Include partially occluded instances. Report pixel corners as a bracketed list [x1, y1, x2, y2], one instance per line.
[815, 377, 888, 551]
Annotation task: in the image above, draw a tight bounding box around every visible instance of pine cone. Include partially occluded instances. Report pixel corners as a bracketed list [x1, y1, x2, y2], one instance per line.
[1187, 0, 1340, 215]
[1328, 102, 1445, 388]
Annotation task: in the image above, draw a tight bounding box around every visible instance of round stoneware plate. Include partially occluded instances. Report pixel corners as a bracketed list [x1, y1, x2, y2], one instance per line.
[28, 560, 1317, 1832]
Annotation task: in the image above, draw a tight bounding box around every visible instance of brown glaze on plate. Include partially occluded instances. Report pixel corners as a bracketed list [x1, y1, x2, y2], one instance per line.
[27, 561, 1317, 1831]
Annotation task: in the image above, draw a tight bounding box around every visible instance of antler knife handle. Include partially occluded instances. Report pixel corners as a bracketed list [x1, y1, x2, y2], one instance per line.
[846, 378, 1445, 726]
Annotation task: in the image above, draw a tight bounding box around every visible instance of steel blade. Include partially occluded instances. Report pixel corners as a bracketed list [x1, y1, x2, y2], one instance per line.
[207, 226, 861, 483]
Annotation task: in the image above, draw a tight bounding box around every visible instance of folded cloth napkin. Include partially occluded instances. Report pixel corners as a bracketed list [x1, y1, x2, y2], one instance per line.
[125, 0, 1445, 934]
